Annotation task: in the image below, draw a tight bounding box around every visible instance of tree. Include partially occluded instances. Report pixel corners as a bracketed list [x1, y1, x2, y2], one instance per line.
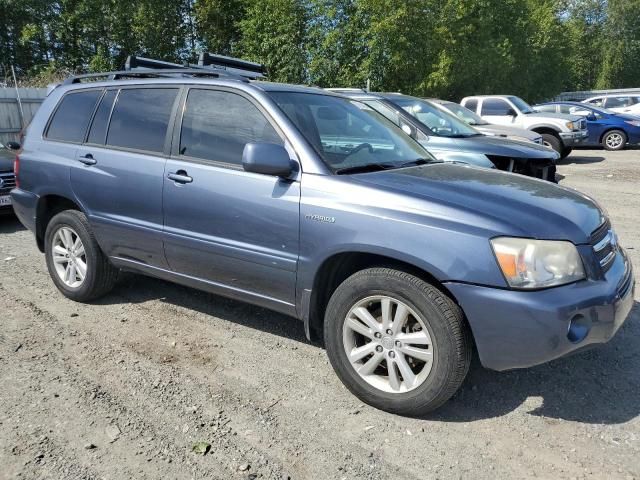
[194, 0, 245, 55]
[597, 0, 640, 89]
[237, 0, 307, 83]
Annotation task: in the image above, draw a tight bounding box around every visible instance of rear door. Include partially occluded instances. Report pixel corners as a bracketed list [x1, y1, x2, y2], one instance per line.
[71, 86, 180, 267]
[480, 98, 517, 125]
[162, 87, 300, 312]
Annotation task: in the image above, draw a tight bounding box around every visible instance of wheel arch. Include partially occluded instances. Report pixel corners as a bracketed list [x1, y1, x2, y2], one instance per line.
[599, 127, 627, 144]
[35, 194, 83, 252]
[530, 126, 561, 137]
[305, 251, 465, 344]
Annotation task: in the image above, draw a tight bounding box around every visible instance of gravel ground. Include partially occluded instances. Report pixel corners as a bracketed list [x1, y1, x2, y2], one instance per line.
[0, 148, 639, 480]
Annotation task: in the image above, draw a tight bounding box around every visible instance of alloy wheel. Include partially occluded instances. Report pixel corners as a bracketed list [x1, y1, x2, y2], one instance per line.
[51, 226, 87, 288]
[342, 295, 434, 393]
[605, 133, 623, 149]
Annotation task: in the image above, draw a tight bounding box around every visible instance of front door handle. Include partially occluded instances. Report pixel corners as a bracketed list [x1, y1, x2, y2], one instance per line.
[168, 171, 193, 184]
[78, 153, 97, 166]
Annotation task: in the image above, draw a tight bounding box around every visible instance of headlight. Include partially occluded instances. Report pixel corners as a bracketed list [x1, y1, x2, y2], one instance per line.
[625, 120, 640, 127]
[566, 121, 576, 130]
[491, 237, 585, 289]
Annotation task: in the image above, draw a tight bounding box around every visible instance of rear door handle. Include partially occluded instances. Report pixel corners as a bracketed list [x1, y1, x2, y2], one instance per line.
[168, 171, 193, 184]
[78, 153, 97, 166]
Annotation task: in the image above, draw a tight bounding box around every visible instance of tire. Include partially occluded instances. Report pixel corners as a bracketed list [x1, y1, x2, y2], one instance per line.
[541, 133, 562, 155]
[44, 210, 118, 302]
[560, 147, 572, 159]
[602, 130, 627, 151]
[324, 268, 472, 416]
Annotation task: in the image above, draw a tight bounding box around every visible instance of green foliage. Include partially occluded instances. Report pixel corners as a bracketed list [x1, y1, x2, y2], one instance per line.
[237, 0, 308, 83]
[2, 0, 640, 98]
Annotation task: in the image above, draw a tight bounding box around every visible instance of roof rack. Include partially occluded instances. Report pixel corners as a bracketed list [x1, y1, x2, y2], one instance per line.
[61, 53, 267, 85]
[198, 53, 267, 79]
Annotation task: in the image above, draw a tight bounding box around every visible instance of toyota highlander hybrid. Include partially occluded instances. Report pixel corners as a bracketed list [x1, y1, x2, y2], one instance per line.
[10, 56, 635, 415]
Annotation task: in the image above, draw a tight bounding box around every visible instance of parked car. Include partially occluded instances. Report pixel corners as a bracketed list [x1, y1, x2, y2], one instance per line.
[0, 142, 18, 215]
[582, 94, 640, 115]
[535, 101, 640, 151]
[461, 95, 588, 158]
[329, 90, 559, 181]
[430, 99, 544, 145]
[11, 57, 635, 416]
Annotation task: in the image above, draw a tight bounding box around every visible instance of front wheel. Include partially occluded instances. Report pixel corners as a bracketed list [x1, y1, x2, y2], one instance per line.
[602, 130, 627, 151]
[541, 133, 562, 155]
[324, 268, 472, 416]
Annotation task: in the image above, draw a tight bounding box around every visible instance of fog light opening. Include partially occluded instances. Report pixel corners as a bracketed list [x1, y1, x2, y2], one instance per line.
[567, 314, 591, 344]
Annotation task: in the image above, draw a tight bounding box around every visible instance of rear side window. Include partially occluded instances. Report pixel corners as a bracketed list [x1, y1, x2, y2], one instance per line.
[464, 99, 478, 113]
[46, 90, 102, 143]
[604, 97, 632, 108]
[107, 88, 178, 153]
[87, 90, 117, 145]
[179, 89, 282, 165]
[481, 98, 511, 115]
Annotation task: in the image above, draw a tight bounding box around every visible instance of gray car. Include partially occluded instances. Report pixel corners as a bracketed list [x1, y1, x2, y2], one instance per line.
[331, 90, 559, 181]
[10, 56, 635, 416]
[430, 99, 544, 145]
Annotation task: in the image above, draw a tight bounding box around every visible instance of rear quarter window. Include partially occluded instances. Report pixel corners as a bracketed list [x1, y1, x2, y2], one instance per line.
[46, 90, 102, 143]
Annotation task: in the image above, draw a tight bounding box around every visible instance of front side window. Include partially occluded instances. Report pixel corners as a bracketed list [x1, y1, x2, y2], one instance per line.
[481, 98, 512, 116]
[179, 89, 282, 165]
[586, 97, 604, 107]
[46, 90, 102, 143]
[269, 92, 432, 172]
[106, 88, 178, 153]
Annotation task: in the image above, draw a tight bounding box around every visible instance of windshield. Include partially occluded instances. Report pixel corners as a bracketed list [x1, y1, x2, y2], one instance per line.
[268, 92, 436, 173]
[439, 102, 488, 126]
[508, 96, 535, 114]
[388, 97, 480, 137]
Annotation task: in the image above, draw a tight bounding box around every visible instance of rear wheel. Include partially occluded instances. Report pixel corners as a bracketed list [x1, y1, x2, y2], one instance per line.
[602, 130, 627, 151]
[541, 133, 562, 155]
[324, 268, 472, 415]
[44, 210, 118, 302]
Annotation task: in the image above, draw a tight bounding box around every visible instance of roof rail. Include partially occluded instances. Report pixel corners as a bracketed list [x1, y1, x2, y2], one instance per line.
[60, 68, 249, 86]
[198, 53, 267, 79]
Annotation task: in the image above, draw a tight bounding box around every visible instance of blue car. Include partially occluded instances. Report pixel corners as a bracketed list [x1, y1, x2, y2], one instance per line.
[535, 101, 640, 151]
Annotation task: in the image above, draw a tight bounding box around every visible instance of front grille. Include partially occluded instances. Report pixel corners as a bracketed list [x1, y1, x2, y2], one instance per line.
[485, 155, 554, 181]
[590, 219, 616, 272]
[0, 171, 16, 195]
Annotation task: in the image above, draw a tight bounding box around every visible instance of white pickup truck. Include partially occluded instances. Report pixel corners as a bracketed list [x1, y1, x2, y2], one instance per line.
[461, 95, 588, 158]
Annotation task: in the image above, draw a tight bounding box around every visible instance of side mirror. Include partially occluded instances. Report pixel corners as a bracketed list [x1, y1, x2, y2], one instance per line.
[5, 141, 21, 151]
[586, 114, 597, 121]
[242, 142, 294, 178]
[506, 108, 517, 117]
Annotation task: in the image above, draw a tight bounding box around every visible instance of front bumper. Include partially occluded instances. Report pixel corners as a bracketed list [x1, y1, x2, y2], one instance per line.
[446, 249, 634, 371]
[560, 130, 589, 146]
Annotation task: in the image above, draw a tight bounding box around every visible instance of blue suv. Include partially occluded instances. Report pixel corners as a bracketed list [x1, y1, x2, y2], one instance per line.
[535, 101, 640, 151]
[10, 56, 635, 415]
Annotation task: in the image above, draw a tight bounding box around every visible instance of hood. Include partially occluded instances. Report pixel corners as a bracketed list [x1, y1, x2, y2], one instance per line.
[526, 111, 582, 122]
[353, 163, 603, 243]
[424, 134, 558, 160]
[0, 149, 14, 172]
[474, 124, 541, 142]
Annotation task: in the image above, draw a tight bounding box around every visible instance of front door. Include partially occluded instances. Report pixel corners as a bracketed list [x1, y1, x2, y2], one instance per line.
[480, 98, 518, 126]
[162, 88, 300, 313]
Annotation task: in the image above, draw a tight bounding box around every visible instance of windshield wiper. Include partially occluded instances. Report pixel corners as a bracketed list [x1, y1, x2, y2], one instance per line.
[335, 163, 395, 175]
[397, 158, 438, 167]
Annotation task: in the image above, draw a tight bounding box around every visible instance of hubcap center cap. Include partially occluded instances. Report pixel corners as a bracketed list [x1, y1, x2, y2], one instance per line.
[381, 336, 394, 350]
